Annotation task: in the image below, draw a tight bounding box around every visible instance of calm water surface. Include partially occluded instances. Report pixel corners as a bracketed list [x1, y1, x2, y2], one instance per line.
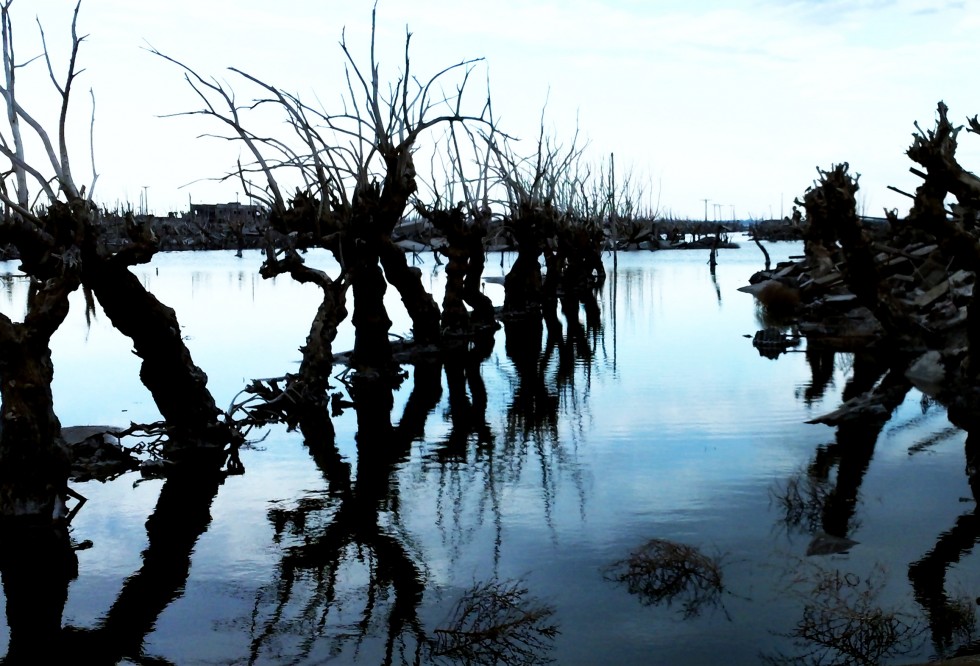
[0, 237, 975, 664]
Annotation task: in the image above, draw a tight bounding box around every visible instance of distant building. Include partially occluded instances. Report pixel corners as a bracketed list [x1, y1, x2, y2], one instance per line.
[189, 202, 264, 222]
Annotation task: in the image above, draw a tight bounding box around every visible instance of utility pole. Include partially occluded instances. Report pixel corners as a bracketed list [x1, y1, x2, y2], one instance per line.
[702, 198, 709, 223]
[610, 152, 617, 268]
[141, 186, 149, 216]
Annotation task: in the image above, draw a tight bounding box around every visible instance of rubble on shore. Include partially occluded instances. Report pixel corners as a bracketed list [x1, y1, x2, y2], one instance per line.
[740, 103, 980, 432]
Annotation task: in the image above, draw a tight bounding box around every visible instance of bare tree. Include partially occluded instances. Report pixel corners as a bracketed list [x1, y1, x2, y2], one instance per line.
[415, 121, 500, 337]
[152, 13, 492, 430]
[0, 1, 236, 523]
[486, 114, 605, 317]
[0, 0, 94, 518]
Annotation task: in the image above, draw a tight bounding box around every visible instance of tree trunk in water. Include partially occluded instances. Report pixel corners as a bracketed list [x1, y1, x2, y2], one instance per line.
[350, 251, 393, 374]
[440, 241, 470, 334]
[0, 521, 76, 662]
[462, 231, 496, 329]
[503, 247, 544, 315]
[378, 237, 441, 345]
[0, 339, 69, 518]
[0, 277, 77, 519]
[84, 260, 228, 457]
[298, 278, 349, 389]
[260, 246, 350, 392]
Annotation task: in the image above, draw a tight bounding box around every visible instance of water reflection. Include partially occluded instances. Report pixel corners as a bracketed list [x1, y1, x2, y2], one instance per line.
[248, 370, 430, 665]
[764, 561, 922, 665]
[767, 341, 980, 663]
[773, 352, 909, 544]
[430, 578, 558, 665]
[0, 467, 226, 664]
[245, 314, 585, 664]
[0, 523, 76, 663]
[908, 427, 980, 658]
[6, 244, 980, 663]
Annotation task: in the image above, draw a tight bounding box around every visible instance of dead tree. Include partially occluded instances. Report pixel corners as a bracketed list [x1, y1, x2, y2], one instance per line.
[488, 116, 605, 318]
[155, 8, 494, 385]
[415, 122, 500, 337]
[798, 164, 907, 338]
[905, 102, 980, 378]
[0, 2, 234, 517]
[0, 2, 92, 519]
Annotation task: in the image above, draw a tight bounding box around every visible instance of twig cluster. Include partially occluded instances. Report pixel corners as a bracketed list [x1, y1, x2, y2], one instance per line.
[765, 562, 922, 665]
[603, 538, 726, 618]
[430, 579, 560, 665]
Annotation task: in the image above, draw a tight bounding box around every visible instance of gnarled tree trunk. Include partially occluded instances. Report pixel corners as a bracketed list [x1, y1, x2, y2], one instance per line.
[0, 275, 77, 519]
[83, 256, 229, 458]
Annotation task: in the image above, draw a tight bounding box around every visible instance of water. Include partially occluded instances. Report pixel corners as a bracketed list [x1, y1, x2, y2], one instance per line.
[0, 237, 976, 664]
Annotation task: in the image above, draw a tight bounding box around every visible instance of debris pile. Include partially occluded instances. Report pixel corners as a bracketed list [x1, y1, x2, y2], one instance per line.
[742, 102, 980, 428]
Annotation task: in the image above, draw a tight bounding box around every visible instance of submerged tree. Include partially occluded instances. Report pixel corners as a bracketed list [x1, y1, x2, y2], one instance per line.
[155, 9, 494, 399]
[603, 538, 727, 619]
[430, 578, 560, 665]
[489, 119, 594, 317]
[764, 561, 922, 666]
[0, 1, 240, 520]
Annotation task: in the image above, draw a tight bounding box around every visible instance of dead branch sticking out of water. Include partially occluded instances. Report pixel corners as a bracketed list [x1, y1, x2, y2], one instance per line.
[430, 579, 560, 665]
[764, 562, 922, 666]
[603, 538, 726, 618]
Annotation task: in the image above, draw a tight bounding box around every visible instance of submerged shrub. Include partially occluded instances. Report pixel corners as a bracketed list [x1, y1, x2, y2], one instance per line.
[603, 538, 726, 618]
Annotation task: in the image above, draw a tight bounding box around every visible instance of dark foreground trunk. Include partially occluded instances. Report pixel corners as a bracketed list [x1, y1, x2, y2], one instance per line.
[378, 237, 441, 344]
[0, 277, 77, 519]
[350, 251, 394, 374]
[84, 260, 228, 455]
[0, 521, 77, 664]
[504, 246, 545, 316]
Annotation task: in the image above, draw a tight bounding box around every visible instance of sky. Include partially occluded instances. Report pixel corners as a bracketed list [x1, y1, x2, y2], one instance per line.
[10, 0, 980, 220]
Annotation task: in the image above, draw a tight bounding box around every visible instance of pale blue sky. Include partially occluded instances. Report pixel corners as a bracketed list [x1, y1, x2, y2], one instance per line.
[13, 0, 980, 219]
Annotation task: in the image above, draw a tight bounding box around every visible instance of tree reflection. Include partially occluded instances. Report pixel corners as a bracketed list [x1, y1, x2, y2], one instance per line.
[63, 469, 224, 663]
[773, 353, 909, 545]
[0, 523, 77, 664]
[414, 289, 606, 580]
[0, 465, 227, 664]
[430, 578, 559, 665]
[433, 335, 494, 462]
[767, 354, 923, 664]
[797, 346, 837, 406]
[907, 427, 980, 658]
[247, 365, 438, 665]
